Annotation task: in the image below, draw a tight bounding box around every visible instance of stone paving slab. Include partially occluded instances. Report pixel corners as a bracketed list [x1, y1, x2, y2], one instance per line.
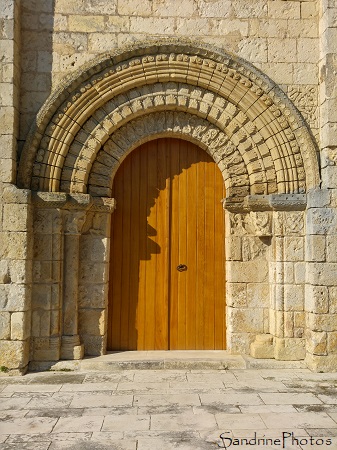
[0, 368, 336, 450]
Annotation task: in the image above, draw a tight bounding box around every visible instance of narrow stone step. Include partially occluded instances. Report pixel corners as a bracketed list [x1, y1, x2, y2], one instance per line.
[79, 351, 247, 371]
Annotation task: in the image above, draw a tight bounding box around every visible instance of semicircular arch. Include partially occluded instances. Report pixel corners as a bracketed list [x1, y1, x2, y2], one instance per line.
[18, 39, 320, 200]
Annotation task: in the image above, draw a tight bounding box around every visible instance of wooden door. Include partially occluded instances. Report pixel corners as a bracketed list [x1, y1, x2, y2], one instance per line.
[108, 138, 225, 350]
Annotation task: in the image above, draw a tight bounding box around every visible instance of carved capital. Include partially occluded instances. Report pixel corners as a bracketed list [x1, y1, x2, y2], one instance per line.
[91, 197, 116, 213]
[63, 210, 87, 235]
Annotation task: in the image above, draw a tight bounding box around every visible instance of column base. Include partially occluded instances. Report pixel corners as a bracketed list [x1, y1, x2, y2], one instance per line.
[60, 336, 84, 360]
[274, 337, 305, 360]
[250, 334, 274, 359]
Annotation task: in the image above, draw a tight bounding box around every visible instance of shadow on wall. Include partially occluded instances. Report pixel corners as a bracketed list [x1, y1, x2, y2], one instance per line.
[19, 0, 55, 158]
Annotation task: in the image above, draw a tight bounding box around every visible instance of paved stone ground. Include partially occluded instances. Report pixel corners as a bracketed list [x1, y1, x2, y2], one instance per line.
[0, 368, 337, 450]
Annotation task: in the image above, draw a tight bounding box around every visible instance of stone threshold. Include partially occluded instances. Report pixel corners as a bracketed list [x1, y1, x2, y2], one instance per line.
[28, 351, 307, 373]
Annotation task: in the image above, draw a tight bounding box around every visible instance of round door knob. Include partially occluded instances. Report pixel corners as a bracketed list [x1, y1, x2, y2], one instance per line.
[177, 264, 187, 272]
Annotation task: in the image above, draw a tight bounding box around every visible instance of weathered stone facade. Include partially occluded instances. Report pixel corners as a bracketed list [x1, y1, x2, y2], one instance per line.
[0, 0, 337, 374]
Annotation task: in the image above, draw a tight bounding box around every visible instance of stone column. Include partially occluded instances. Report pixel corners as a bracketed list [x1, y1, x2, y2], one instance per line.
[78, 197, 116, 356]
[269, 195, 306, 361]
[60, 195, 92, 360]
[31, 192, 66, 364]
[224, 197, 271, 355]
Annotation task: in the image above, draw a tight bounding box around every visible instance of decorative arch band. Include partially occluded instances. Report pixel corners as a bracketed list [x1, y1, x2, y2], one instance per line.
[18, 39, 320, 203]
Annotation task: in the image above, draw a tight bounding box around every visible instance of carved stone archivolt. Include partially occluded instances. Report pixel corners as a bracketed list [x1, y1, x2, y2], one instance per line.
[18, 39, 320, 201]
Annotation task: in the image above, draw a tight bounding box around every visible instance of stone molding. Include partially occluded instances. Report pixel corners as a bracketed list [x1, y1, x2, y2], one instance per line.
[18, 39, 320, 199]
[224, 193, 307, 212]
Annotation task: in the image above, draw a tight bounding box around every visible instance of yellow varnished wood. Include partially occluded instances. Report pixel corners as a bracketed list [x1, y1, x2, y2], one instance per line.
[108, 138, 226, 350]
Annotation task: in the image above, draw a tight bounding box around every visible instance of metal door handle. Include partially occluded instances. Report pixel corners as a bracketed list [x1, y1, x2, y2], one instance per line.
[177, 264, 187, 272]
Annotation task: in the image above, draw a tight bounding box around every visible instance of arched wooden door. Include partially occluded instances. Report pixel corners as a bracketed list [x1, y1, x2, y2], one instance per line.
[108, 138, 225, 350]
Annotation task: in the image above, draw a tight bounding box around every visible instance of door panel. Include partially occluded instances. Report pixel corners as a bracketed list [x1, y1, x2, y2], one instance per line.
[108, 138, 225, 350]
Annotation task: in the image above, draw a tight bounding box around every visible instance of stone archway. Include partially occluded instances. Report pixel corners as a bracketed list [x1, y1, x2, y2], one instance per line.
[19, 39, 320, 362]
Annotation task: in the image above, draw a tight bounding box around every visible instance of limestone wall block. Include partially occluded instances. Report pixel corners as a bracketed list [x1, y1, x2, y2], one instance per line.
[260, 62, 293, 84]
[306, 235, 326, 261]
[0, 312, 10, 339]
[152, 0, 197, 17]
[79, 262, 108, 284]
[305, 284, 329, 314]
[293, 62, 318, 84]
[68, 15, 105, 32]
[284, 263, 294, 284]
[308, 312, 337, 332]
[227, 261, 268, 283]
[0, 260, 10, 284]
[329, 286, 337, 313]
[273, 284, 284, 311]
[31, 336, 61, 361]
[267, 38, 297, 63]
[33, 261, 55, 283]
[298, 37, 319, 62]
[301, 2, 318, 19]
[33, 210, 62, 235]
[88, 33, 118, 52]
[294, 262, 306, 284]
[284, 237, 304, 261]
[326, 331, 337, 354]
[306, 353, 337, 372]
[306, 262, 337, 285]
[294, 311, 305, 335]
[307, 189, 331, 209]
[326, 236, 337, 262]
[79, 283, 108, 309]
[0, 135, 16, 161]
[80, 236, 109, 263]
[247, 283, 269, 308]
[11, 311, 30, 340]
[269, 1, 301, 19]
[233, 0, 267, 18]
[0, 339, 29, 370]
[284, 284, 304, 311]
[306, 330, 327, 355]
[0, 284, 31, 312]
[82, 334, 105, 356]
[0, 158, 15, 183]
[79, 309, 106, 336]
[238, 38, 268, 63]
[53, 32, 88, 52]
[307, 208, 337, 235]
[3, 204, 29, 231]
[197, 0, 231, 18]
[225, 236, 241, 261]
[32, 284, 52, 310]
[130, 17, 175, 34]
[1, 232, 30, 259]
[274, 337, 305, 360]
[228, 307, 264, 333]
[117, 0, 152, 15]
[284, 311, 294, 337]
[229, 332, 253, 354]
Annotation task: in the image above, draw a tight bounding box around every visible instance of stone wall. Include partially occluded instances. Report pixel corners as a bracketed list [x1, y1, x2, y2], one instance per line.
[1, 0, 337, 373]
[19, 0, 320, 143]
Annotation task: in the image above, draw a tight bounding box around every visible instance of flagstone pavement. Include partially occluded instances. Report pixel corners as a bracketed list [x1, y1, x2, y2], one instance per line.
[0, 367, 337, 450]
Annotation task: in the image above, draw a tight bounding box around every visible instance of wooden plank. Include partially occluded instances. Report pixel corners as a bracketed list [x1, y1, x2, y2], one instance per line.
[155, 139, 169, 349]
[214, 163, 226, 349]
[144, 140, 158, 349]
[204, 156, 216, 348]
[120, 151, 132, 350]
[129, 148, 141, 349]
[168, 139, 180, 349]
[185, 142, 197, 349]
[137, 143, 149, 350]
[195, 150, 206, 350]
